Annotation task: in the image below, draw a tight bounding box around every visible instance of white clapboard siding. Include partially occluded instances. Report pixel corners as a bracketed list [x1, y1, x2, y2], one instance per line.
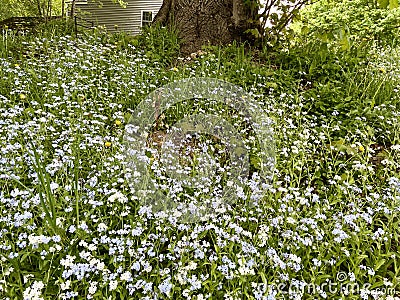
[75, 0, 162, 35]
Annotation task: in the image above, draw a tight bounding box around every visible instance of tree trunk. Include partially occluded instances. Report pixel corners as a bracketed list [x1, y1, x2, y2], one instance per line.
[70, 0, 76, 18]
[154, 0, 258, 54]
[36, 0, 43, 16]
[45, 0, 52, 21]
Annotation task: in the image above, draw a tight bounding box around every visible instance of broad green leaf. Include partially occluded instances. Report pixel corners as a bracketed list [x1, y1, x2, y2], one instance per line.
[378, 0, 389, 8]
[340, 35, 350, 51]
[390, 0, 399, 9]
[375, 259, 386, 270]
[301, 25, 310, 35]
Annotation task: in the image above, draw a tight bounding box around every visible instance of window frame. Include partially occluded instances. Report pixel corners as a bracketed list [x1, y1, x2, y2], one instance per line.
[140, 10, 156, 28]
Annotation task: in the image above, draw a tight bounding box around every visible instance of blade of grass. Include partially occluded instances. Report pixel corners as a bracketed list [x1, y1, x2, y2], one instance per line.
[30, 143, 58, 234]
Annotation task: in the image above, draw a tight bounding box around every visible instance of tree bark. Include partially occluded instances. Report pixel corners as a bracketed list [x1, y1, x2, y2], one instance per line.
[70, 0, 76, 18]
[154, 0, 257, 54]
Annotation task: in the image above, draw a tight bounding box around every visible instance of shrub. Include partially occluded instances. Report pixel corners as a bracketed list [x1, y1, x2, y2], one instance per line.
[296, 0, 400, 48]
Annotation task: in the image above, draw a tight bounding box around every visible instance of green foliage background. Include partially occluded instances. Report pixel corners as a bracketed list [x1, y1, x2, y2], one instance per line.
[0, 0, 62, 20]
[295, 0, 400, 48]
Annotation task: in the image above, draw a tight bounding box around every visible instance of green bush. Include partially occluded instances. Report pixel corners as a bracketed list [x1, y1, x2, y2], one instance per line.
[296, 0, 400, 48]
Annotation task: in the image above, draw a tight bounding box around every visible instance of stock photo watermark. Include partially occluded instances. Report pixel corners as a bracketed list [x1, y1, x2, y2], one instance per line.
[272, 272, 397, 298]
[123, 77, 275, 223]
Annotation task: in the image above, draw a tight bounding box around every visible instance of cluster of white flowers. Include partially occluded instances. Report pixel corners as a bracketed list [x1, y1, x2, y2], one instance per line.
[23, 281, 44, 300]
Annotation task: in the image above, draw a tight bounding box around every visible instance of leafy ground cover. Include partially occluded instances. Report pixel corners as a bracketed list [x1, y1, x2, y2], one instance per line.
[0, 23, 400, 299]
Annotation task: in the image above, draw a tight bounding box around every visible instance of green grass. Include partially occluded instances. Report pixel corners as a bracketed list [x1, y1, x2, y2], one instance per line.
[0, 21, 399, 299]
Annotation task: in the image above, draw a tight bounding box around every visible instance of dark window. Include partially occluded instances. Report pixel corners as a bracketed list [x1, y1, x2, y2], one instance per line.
[142, 11, 153, 28]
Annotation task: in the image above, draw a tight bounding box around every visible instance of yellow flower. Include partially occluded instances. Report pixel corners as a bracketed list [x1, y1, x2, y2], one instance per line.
[358, 145, 365, 152]
[115, 120, 122, 126]
[104, 141, 112, 147]
[19, 94, 26, 100]
[379, 67, 386, 73]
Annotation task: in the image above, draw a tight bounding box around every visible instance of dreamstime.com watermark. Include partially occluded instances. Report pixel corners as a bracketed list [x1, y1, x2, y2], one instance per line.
[271, 272, 397, 297]
[123, 77, 275, 223]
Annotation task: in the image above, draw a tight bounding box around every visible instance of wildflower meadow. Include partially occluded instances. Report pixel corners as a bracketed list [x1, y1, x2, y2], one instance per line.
[0, 18, 400, 300]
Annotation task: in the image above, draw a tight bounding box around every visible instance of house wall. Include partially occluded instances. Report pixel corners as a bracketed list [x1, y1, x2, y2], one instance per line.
[75, 0, 162, 35]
